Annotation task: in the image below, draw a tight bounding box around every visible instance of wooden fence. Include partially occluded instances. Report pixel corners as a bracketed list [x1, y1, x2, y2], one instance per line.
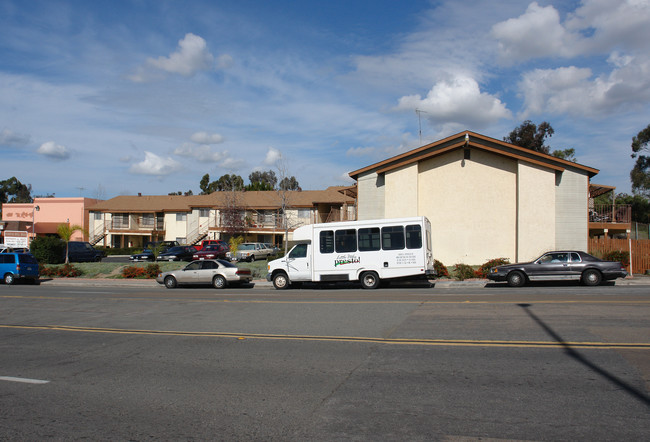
[588, 238, 650, 274]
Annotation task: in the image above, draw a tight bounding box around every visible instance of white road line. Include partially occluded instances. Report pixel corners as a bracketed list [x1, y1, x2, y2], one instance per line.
[0, 376, 50, 384]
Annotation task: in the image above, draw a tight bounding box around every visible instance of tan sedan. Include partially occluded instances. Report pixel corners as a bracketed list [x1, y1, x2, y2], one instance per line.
[156, 259, 252, 289]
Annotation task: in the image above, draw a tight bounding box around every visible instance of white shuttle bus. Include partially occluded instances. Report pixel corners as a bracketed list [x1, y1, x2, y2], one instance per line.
[266, 216, 435, 289]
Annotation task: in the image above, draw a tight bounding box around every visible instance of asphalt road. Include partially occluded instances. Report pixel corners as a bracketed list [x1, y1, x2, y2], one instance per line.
[1, 283, 648, 440]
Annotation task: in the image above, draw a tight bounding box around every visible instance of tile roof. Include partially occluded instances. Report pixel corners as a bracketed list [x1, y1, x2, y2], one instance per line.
[88, 187, 355, 212]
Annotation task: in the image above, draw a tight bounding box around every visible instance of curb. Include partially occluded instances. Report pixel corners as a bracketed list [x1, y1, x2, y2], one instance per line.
[37, 274, 650, 288]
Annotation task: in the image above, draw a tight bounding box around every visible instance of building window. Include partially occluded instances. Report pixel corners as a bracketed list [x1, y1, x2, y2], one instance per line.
[176, 213, 187, 222]
[141, 213, 154, 227]
[297, 209, 310, 219]
[199, 209, 210, 217]
[113, 214, 129, 229]
[93, 212, 102, 221]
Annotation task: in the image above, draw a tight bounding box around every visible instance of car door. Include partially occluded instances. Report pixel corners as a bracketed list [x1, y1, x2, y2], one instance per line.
[177, 261, 202, 284]
[286, 243, 311, 281]
[531, 252, 571, 280]
[196, 260, 219, 284]
[568, 252, 586, 277]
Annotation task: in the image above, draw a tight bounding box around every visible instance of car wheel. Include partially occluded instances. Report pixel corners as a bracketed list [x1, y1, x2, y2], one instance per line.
[250, 255, 255, 262]
[4, 273, 15, 285]
[360, 271, 380, 289]
[582, 269, 602, 286]
[507, 271, 526, 287]
[273, 272, 290, 290]
[164, 276, 177, 289]
[213, 275, 227, 289]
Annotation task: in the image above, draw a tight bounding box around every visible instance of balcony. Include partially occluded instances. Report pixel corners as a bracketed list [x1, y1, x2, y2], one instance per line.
[589, 204, 631, 237]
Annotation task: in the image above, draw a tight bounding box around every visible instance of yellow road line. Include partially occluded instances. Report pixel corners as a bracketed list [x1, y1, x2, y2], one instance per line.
[2, 324, 649, 349]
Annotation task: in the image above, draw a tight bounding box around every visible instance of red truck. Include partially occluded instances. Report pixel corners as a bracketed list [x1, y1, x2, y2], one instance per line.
[194, 239, 229, 251]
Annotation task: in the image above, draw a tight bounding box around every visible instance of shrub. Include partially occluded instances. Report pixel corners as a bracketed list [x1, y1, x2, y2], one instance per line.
[30, 236, 65, 264]
[475, 258, 510, 279]
[453, 263, 476, 281]
[121, 264, 160, 279]
[145, 264, 161, 278]
[40, 263, 82, 277]
[434, 259, 449, 278]
[602, 250, 629, 267]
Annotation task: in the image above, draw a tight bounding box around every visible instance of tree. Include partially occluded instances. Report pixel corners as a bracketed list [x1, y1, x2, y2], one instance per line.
[504, 120, 554, 154]
[57, 223, 85, 264]
[0, 177, 32, 204]
[552, 148, 576, 162]
[279, 176, 301, 191]
[631, 123, 650, 196]
[247, 170, 277, 191]
[200, 173, 244, 193]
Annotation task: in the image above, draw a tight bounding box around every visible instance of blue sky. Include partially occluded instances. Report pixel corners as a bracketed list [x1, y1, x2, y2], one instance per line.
[1, 0, 649, 198]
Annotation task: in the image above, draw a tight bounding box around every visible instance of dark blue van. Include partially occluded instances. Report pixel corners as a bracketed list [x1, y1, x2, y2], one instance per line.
[0, 253, 40, 285]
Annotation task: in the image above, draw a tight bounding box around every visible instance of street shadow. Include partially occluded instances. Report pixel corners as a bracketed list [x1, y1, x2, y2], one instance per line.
[485, 280, 616, 288]
[517, 303, 650, 407]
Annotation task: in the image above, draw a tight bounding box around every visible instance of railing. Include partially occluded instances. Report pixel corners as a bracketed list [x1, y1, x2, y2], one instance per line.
[110, 216, 165, 231]
[589, 204, 631, 224]
[89, 222, 106, 245]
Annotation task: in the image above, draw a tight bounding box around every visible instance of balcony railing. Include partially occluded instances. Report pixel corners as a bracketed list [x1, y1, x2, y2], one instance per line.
[589, 204, 631, 224]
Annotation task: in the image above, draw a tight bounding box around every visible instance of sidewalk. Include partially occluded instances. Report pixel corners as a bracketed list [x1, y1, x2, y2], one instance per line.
[38, 275, 650, 288]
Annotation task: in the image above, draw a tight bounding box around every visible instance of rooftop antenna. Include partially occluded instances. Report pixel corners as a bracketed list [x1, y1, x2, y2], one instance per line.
[415, 109, 428, 145]
[76, 187, 85, 196]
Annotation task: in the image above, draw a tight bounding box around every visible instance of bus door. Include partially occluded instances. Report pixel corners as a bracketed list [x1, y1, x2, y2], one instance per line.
[286, 243, 311, 281]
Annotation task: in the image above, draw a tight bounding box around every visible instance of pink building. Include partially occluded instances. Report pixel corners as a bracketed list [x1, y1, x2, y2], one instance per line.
[0, 197, 101, 246]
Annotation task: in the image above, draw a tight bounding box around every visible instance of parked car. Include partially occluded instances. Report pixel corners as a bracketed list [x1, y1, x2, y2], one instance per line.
[192, 244, 228, 261]
[130, 250, 155, 262]
[66, 241, 105, 262]
[0, 252, 39, 285]
[194, 239, 229, 252]
[156, 259, 252, 289]
[487, 251, 627, 287]
[158, 246, 197, 262]
[144, 240, 179, 252]
[228, 242, 275, 262]
[262, 243, 280, 256]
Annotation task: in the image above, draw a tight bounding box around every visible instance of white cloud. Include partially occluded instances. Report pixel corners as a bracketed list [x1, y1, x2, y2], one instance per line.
[395, 76, 511, 129]
[190, 131, 224, 144]
[346, 146, 376, 157]
[174, 143, 229, 162]
[518, 55, 650, 117]
[491, 2, 576, 62]
[492, 1, 650, 63]
[37, 141, 71, 160]
[0, 128, 30, 147]
[129, 151, 183, 176]
[264, 147, 282, 165]
[148, 33, 214, 76]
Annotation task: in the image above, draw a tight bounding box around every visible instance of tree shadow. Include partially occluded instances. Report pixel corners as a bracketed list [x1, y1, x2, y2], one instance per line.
[517, 303, 650, 407]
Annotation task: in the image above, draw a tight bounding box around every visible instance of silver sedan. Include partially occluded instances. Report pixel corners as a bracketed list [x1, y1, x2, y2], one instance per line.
[156, 259, 253, 289]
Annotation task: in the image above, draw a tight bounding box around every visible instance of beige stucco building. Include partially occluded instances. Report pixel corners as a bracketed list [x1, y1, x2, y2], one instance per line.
[349, 131, 599, 265]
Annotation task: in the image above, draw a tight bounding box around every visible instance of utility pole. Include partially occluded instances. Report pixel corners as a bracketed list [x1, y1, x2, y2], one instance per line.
[415, 109, 428, 145]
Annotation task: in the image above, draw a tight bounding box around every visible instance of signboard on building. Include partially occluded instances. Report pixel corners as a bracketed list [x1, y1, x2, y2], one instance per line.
[4, 231, 29, 248]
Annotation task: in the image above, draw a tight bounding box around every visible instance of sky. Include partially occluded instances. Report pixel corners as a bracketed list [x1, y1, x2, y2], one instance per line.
[1, 0, 649, 199]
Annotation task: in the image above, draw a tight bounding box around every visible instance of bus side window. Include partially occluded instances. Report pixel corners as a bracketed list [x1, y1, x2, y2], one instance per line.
[382, 226, 404, 250]
[335, 229, 357, 253]
[320, 231, 334, 254]
[358, 227, 380, 251]
[405, 225, 422, 249]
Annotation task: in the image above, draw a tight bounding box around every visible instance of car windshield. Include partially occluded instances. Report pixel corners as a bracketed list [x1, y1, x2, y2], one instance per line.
[166, 247, 182, 253]
[203, 245, 220, 251]
[239, 244, 255, 250]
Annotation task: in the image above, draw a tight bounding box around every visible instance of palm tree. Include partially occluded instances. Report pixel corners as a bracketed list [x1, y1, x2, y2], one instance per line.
[57, 223, 85, 264]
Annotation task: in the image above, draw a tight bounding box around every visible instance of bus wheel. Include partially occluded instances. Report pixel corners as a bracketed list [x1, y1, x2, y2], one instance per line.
[360, 271, 380, 289]
[273, 272, 290, 290]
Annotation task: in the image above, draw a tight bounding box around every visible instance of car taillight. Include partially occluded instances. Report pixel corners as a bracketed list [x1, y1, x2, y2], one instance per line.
[236, 270, 251, 275]
[16, 264, 20, 272]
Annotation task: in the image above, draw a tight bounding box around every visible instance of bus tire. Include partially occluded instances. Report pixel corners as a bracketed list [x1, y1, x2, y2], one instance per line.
[273, 272, 290, 290]
[360, 271, 380, 289]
